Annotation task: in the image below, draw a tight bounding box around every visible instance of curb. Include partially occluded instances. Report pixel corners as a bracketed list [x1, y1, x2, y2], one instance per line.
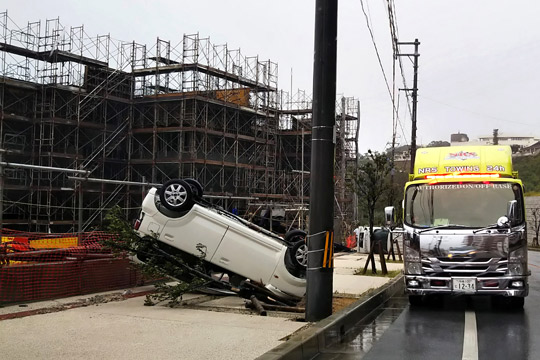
[257, 274, 404, 360]
[0, 288, 154, 321]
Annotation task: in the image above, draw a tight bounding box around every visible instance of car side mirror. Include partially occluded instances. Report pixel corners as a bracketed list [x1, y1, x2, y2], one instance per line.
[385, 206, 396, 228]
[507, 200, 518, 226]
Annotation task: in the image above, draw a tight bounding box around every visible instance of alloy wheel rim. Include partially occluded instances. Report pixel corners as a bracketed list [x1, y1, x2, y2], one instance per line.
[296, 244, 308, 266]
[164, 183, 188, 207]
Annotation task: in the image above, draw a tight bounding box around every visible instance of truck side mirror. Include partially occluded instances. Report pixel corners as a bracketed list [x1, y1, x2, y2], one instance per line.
[507, 200, 518, 225]
[385, 206, 396, 228]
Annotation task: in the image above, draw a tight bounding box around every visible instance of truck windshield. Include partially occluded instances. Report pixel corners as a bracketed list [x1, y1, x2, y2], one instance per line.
[404, 182, 524, 228]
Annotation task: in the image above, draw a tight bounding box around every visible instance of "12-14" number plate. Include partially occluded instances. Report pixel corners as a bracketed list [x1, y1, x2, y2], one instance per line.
[452, 278, 476, 293]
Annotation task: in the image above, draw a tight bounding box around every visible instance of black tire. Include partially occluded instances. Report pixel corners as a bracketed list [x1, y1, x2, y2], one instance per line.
[285, 229, 307, 268]
[492, 295, 524, 310]
[409, 295, 423, 307]
[284, 230, 307, 277]
[159, 179, 194, 212]
[284, 229, 307, 244]
[509, 297, 525, 309]
[184, 178, 204, 200]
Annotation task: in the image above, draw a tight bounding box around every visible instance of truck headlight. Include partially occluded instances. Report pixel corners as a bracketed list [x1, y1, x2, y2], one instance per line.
[404, 240, 422, 274]
[508, 246, 527, 276]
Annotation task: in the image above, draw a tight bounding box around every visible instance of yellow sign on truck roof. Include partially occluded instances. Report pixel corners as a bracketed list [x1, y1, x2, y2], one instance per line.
[413, 145, 513, 180]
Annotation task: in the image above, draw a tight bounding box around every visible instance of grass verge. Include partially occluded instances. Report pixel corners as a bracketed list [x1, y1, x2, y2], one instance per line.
[353, 269, 402, 277]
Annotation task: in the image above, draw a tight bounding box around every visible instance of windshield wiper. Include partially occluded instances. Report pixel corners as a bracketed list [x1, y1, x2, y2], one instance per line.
[417, 224, 467, 234]
[473, 216, 511, 234]
[473, 223, 510, 234]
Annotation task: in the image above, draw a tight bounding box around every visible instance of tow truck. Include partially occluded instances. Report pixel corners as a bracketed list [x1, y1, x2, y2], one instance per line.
[386, 145, 529, 308]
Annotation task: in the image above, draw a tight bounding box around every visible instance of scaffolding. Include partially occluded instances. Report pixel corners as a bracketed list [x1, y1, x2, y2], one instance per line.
[0, 12, 359, 238]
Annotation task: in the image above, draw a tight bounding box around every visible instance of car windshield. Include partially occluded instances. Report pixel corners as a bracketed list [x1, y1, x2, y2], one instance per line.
[404, 182, 524, 228]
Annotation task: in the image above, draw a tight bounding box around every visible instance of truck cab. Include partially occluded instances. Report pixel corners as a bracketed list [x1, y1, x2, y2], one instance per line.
[390, 145, 528, 308]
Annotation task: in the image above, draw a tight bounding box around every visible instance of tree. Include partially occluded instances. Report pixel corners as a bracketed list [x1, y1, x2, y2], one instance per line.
[426, 140, 450, 148]
[511, 144, 521, 154]
[102, 206, 209, 306]
[528, 207, 540, 247]
[351, 150, 392, 274]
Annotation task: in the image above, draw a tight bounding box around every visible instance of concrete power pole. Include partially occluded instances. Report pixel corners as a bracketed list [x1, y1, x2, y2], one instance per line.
[397, 39, 420, 174]
[306, 0, 338, 322]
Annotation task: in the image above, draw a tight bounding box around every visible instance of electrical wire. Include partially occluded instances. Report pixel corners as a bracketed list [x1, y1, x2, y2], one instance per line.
[359, 0, 394, 108]
[386, 0, 411, 146]
[359, 0, 410, 149]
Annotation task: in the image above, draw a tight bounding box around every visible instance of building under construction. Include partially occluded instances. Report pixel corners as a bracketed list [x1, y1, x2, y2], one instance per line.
[0, 12, 359, 237]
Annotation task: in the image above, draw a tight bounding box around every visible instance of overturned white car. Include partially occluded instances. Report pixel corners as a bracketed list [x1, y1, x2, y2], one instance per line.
[133, 179, 307, 301]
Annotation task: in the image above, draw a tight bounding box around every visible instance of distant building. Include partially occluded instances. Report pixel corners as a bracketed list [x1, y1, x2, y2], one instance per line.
[450, 131, 539, 149]
[521, 141, 540, 156]
[477, 134, 539, 148]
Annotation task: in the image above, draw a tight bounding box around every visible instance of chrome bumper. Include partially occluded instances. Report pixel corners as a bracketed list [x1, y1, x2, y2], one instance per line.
[404, 275, 528, 297]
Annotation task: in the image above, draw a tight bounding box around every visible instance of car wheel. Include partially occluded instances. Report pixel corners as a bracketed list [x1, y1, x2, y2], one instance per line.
[159, 179, 194, 212]
[184, 178, 204, 200]
[284, 230, 307, 276]
[291, 240, 308, 268]
[285, 229, 307, 268]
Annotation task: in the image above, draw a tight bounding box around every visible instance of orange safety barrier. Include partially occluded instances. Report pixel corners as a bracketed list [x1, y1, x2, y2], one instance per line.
[346, 235, 357, 249]
[0, 229, 144, 303]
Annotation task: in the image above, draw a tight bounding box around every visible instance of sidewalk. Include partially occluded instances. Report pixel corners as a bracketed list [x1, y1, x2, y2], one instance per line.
[0, 252, 403, 360]
[333, 252, 403, 295]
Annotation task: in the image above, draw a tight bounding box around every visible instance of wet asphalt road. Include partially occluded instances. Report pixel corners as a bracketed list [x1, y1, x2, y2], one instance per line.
[316, 250, 540, 360]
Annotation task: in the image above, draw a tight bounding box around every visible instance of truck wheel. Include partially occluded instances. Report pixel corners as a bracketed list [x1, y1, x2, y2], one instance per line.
[508, 297, 525, 309]
[184, 178, 204, 200]
[493, 296, 524, 310]
[409, 295, 423, 306]
[159, 179, 194, 212]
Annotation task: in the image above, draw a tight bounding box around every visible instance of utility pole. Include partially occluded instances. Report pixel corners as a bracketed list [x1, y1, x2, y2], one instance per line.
[306, 0, 338, 322]
[397, 39, 420, 174]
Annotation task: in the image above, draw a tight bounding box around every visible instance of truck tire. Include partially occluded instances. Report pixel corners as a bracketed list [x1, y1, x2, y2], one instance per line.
[492, 295, 524, 310]
[159, 179, 194, 212]
[409, 295, 423, 306]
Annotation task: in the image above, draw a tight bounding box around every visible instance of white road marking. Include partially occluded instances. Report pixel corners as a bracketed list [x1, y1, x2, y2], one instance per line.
[462, 310, 479, 360]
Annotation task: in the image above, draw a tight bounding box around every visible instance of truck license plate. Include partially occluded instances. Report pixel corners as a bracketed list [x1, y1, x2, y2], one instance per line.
[452, 278, 476, 293]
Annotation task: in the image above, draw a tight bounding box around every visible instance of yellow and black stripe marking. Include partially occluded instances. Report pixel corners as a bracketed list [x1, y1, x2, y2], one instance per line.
[322, 231, 334, 268]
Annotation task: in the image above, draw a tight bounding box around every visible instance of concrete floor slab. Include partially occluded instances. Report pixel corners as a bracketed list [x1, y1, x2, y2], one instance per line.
[0, 296, 307, 360]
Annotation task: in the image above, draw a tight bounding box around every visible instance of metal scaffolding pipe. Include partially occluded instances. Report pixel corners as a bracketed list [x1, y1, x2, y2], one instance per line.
[67, 176, 160, 187]
[0, 162, 90, 175]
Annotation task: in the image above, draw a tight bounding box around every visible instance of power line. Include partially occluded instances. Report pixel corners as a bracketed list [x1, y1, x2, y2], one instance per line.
[384, 0, 410, 146]
[359, 0, 393, 105]
[359, 0, 409, 147]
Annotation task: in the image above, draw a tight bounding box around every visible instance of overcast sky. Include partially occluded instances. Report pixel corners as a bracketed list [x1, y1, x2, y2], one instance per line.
[3, 1, 540, 153]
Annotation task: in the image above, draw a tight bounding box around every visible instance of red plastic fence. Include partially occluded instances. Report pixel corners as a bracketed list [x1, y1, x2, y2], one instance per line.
[0, 229, 144, 303]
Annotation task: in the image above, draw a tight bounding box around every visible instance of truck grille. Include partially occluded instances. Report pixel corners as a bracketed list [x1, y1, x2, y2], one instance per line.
[422, 257, 507, 277]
